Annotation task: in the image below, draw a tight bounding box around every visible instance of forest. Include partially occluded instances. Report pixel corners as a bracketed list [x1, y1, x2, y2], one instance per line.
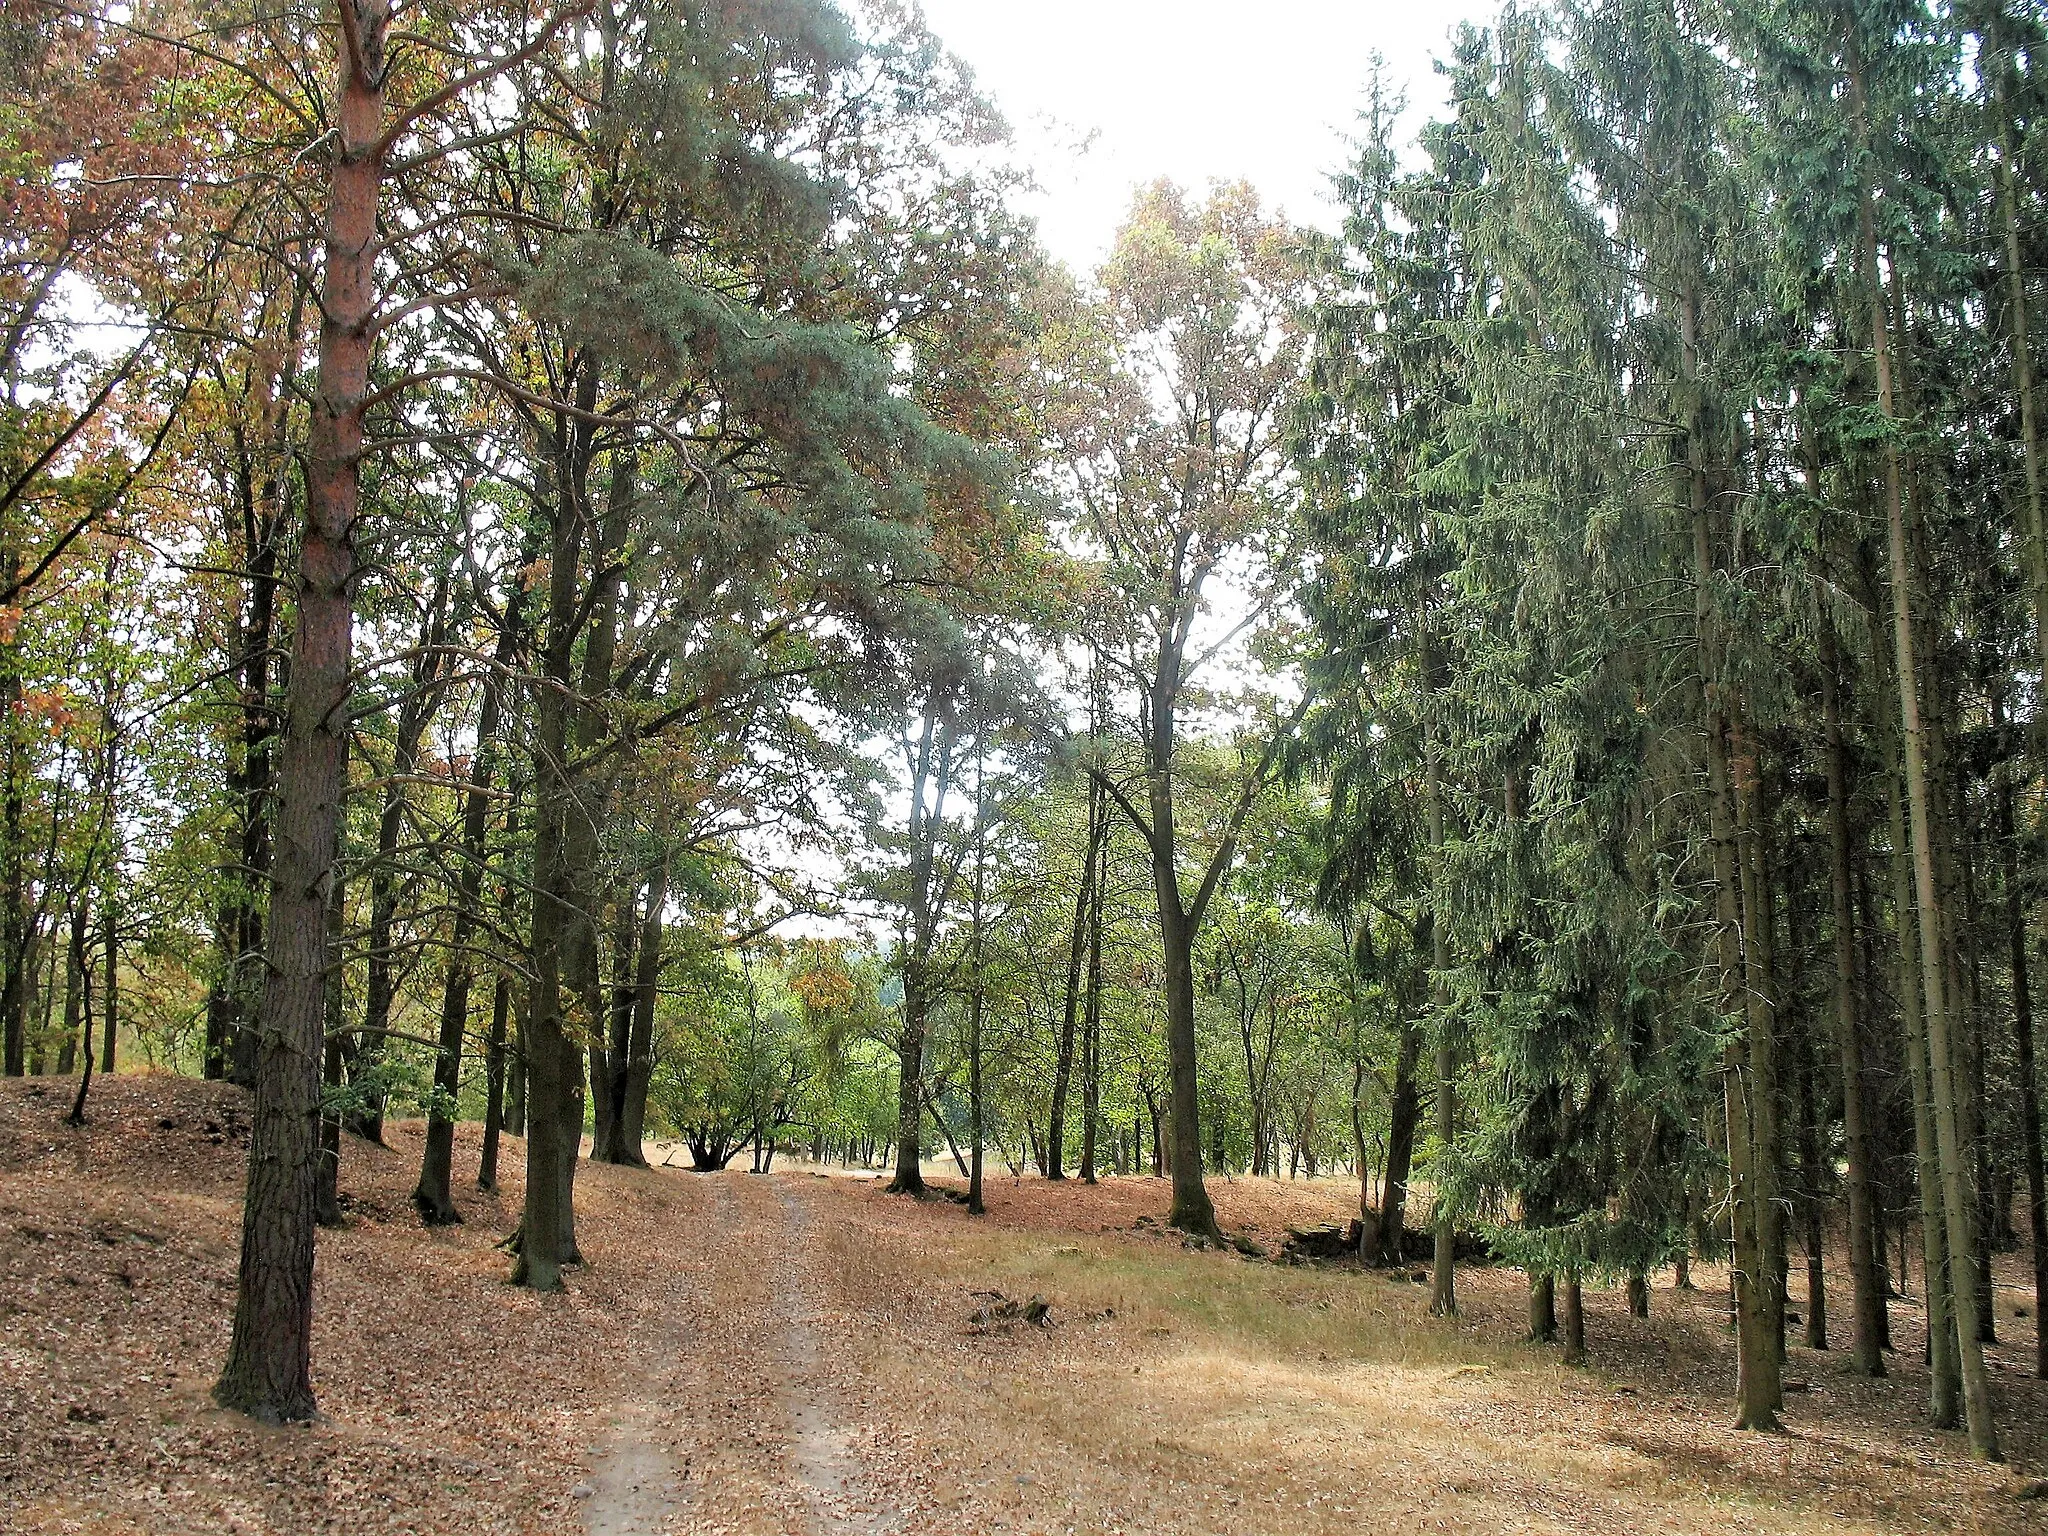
[4, 0, 2048, 1530]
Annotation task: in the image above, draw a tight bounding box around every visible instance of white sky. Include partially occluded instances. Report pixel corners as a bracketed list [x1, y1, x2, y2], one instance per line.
[914, 1, 1489, 273]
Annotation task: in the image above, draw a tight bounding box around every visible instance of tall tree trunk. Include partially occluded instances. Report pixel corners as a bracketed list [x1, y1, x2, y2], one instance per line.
[1993, 44, 2048, 1371]
[889, 703, 957, 1197]
[613, 850, 666, 1168]
[1561, 1278, 1586, 1366]
[1998, 763, 2047, 1379]
[214, 0, 384, 1421]
[210, 453, 284, 1088]
[1732, 723, 1788, 1372]
[967, 733, 989, 1215]
[1, 566, 25, 1080]
[1079, 778, 1106, 1185]
[1852, 87, 2000, 1452]
[890, 964, 930, 1194]
[1154, 862, 1216, 1238]
[355, 576, 451, 1142]
[1376, 1016, 1422, 1267]
[479, 971, 510, 1192]
[414, 579, 518, 1220]
[588, 886, 635, 1164]
[1882, 659, 1961, 1424]
[316, 867, 347, 1229]
[1684, 265, 1780, 1431]
[1796, 1023, 1828, 1352]
[1821, 611, 1887, 1374]
[514, 428, 586, 1291]
[56, 895, 85, 1076]
[1047, 781, 1102, 1182]
[1528, 1271, 1557, 1343]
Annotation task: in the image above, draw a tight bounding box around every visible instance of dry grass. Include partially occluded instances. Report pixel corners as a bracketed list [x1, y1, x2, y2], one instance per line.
[803, 1170, 2048, 1536]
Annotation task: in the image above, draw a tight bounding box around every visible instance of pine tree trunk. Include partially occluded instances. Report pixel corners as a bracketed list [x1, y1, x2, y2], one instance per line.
[1528, 1272, 1556, 1343]
[1428, 1031, 1457, 1315]
[316, 870, 346, 1230]
[213, 3, 383, 1418]
[1798, 1033, 1828, 1352]
[1853, 104, 2000, 1451]
[1884, 688, 1961, 1425]
[1377, 1018, 1422, 1267]
[890, 960, 929, 1195]
[1992, 52, 2048, 1370]
[414, 588, 516, 1219]
[1561, 1278, 1586, 1366]
[967, 747, 988, 1216]
[1733, 726, 1788, 1373]
[1821, 613, 1887, 1374]
[1684, 268, 1780, 1431]
[1999, 776, 2048, 1380]
[514, 471, 579, 1290]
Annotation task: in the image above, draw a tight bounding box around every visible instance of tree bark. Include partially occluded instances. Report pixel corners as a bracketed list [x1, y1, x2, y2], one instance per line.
[1797, 1026, 1828, 1352]
[414, 577, 518, 1221]
[513, 420, 586, 1291]
[968, 734, 989, 1215]
[1821, 610, 1887, 1374]
[1, 571, 25, 1079]
[57, 895, 85, 1077]
[213, 0, 384, 1421]
[1883, 667, 1961, 1425]
[1851, 80, 1999, 1450]
[1079, 773, 1106, 1185]
[1992, 44, 2048, 1373]
[889, 701, 959, 1197]
[2002, 781, 2048, 1380]
[1682, 262, 1780, 1431]
[479, 971, 509, 1192]
[316, 867, 347, 1229]
[355, 575, 452, 1142]
[1528, 1272, 1556, 1343]
[1732, 723, 1788, 1372]
[611, 850, 666, 1167]
[588, 886, 636, 1164]
[1376, 1017, 1422, 1267]
[1047, 779, 1102, 1181]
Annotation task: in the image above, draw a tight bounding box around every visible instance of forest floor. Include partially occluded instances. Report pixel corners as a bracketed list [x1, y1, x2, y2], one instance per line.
[2, 1076, 2046, 1535]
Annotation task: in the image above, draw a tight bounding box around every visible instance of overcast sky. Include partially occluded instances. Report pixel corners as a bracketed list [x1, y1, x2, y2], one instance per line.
[913, 1, 1488, 273]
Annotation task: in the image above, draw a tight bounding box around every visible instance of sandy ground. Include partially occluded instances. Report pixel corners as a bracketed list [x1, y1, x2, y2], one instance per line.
[2, 1075, 2044, 1535]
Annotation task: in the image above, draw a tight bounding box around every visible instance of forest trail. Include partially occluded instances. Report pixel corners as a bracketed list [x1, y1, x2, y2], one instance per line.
[574, 1169, 905, 1536]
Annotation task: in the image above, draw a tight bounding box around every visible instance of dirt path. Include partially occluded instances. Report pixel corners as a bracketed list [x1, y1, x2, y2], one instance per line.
[766, 1180, 899, 1536]
[579, 1172, 901, 1536]
[573, 1181, 718, 1536]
